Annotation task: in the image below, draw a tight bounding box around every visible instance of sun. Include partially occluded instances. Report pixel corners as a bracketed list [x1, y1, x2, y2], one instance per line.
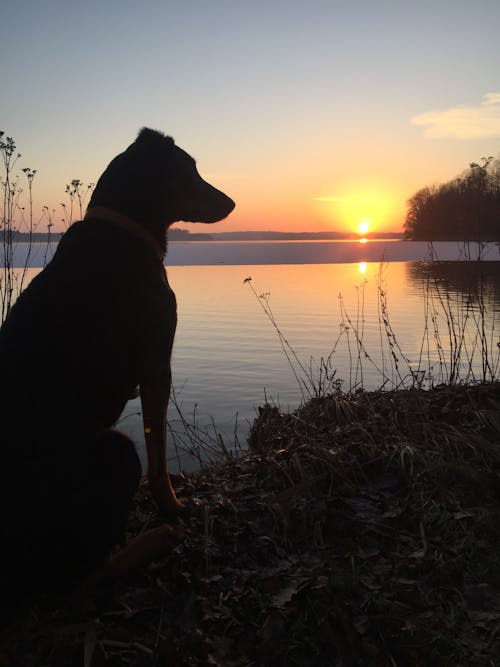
[314, 185, 401, 234]
[357, 218, 371, 235]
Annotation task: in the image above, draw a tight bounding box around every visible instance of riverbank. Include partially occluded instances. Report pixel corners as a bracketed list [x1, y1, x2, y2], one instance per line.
[2, 383, 500, 665]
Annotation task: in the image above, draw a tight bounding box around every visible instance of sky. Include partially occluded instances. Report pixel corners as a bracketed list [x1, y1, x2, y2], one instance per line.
[2, 0, 500, 235]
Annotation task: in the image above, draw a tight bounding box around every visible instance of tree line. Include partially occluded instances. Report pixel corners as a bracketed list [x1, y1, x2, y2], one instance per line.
[404, 157, 500, 240]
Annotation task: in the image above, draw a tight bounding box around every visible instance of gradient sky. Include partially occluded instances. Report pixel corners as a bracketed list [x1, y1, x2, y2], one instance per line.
[2, 0, 500, 234]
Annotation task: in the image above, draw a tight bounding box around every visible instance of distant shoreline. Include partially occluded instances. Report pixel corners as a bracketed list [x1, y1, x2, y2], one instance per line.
[7, 229, 404, 243]
[169, 229, 404, 241]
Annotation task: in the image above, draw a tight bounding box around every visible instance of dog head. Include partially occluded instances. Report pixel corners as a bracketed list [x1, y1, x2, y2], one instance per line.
[88, 128, 235, 239]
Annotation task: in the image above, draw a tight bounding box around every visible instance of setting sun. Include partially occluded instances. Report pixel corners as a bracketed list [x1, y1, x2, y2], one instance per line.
[314, 185, 402, 234]
[357, 219, 371, 235]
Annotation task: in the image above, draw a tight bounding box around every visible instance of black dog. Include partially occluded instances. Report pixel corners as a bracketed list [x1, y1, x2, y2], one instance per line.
[0, 128, 234, 600]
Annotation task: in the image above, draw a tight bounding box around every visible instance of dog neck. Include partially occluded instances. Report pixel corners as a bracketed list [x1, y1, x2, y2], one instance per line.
[84, 207, 166, 260]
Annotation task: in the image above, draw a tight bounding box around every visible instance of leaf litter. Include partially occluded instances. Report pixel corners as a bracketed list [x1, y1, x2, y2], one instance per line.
[2, 382, 500, 665]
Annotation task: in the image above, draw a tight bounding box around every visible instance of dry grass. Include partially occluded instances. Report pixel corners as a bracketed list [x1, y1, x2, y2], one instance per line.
[2, 383, 500, 666]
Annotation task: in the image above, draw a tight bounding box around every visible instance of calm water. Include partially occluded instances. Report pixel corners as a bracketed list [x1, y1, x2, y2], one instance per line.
[6, 240, 500, 470]
[10, 238, 500, 267]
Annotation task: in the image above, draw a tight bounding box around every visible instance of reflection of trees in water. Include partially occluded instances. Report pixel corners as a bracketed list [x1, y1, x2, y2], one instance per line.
[406, 261, 500, 311]
[404, 261, 500, 385]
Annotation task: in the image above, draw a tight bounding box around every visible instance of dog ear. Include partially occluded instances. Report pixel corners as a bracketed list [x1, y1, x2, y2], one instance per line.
[135, 128, 175, 150]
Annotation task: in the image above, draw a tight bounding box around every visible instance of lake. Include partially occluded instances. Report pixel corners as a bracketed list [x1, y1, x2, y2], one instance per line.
[5, 239, 500, 471]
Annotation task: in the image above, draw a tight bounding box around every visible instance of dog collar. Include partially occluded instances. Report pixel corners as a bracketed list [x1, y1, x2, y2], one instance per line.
[84, 207, 165, 260]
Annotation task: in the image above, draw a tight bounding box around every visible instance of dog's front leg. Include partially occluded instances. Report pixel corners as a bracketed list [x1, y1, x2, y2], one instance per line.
[140, 376, 184, 516]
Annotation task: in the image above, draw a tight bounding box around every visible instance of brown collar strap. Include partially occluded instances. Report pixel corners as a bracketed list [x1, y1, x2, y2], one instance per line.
[84, 206, 165, 260]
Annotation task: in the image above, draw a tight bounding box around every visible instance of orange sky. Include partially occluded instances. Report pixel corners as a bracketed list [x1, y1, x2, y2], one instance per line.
[11, 128, 497, 237]
[3, 3, 500, 237]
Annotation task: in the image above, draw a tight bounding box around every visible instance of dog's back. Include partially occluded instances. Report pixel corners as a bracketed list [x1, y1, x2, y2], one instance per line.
[0, 217, 176, 445]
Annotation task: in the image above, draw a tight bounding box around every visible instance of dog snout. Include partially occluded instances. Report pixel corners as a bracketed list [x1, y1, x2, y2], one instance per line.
[204, 188, 235, 223]
[182, 180, 235, 224]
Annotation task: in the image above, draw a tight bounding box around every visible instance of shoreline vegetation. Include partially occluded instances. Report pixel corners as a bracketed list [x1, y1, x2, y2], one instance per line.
[2, 384, 500, 665]
[2, 132, 500, 663]
[404, 157, 500, 242]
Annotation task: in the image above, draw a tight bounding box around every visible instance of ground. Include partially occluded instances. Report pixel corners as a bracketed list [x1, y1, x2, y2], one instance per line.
[2, 383, 500, 666]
